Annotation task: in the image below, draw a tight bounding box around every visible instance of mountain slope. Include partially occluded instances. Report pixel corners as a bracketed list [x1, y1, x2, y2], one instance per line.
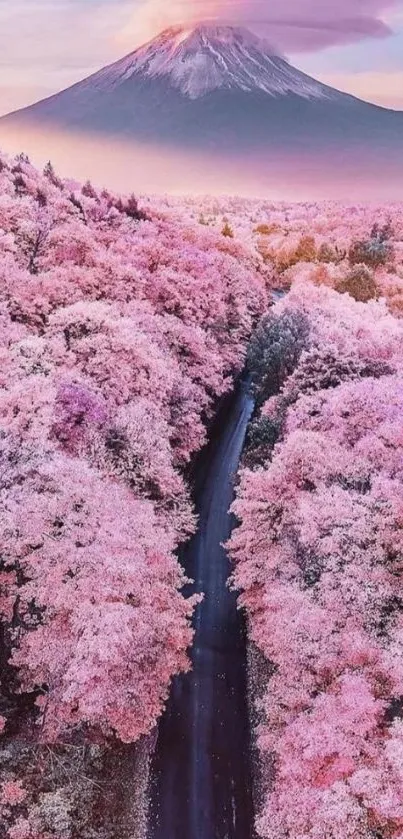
[2, 22, 402, 159]
[75, 24, 334, 101]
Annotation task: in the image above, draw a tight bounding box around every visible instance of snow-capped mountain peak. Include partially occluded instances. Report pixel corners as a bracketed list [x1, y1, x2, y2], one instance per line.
[86, 22, 333, 101]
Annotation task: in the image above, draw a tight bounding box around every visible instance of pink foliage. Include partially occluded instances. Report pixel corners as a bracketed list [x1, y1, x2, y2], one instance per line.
[1, 781, 27, 807]
[3, 152, 403, 836]
[7, 817, 47, 839]
[229, 282, 403, 838]
[2, 441, 196, 742]
[0, 150, 265, 745]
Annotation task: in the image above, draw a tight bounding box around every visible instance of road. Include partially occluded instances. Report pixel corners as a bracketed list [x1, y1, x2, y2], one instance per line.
[148, 377, 255, 839]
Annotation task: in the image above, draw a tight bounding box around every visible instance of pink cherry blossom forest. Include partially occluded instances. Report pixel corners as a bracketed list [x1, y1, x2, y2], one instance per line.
[1, 149, 403, 838]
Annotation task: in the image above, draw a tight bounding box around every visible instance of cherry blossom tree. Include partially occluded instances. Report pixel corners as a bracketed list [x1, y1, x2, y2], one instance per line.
[0, 148, 265, 757]
[229, 282, 403, 839]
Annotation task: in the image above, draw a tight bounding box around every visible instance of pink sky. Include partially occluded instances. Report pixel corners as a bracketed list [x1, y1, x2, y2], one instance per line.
[0, 0, 402, 114]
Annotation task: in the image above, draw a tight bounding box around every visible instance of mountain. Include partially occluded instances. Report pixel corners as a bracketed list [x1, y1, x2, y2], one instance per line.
[82, 24, 333, 101]
[2, 22, 403, 179]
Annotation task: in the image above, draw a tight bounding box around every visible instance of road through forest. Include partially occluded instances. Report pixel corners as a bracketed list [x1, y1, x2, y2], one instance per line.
[148, 377, 255, 839]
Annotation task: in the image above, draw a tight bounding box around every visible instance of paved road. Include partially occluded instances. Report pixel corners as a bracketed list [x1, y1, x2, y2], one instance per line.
[148, 378, 255, 839]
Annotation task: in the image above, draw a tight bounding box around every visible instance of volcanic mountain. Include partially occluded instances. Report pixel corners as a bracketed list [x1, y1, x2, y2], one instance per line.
[2, 23, 403, 163]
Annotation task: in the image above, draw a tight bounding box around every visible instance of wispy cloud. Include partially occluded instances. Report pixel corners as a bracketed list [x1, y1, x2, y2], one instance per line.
[125, 0, 402, 51]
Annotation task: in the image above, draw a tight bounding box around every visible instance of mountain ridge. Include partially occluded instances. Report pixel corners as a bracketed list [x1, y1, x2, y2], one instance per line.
[81, 22, 335, 101]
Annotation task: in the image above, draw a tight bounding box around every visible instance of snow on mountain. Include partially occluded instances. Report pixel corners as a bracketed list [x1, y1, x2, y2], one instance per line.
[81, 23, 333, 101]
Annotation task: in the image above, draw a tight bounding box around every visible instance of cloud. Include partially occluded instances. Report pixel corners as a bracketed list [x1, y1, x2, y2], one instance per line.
[123, 0, 402, 52]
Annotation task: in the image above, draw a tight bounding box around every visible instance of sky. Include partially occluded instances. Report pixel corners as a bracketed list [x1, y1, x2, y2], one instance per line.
[0, 0, 403, 115]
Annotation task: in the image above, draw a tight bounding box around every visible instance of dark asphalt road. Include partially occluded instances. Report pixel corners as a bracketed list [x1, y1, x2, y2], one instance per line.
[148, 378, 255, 839]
